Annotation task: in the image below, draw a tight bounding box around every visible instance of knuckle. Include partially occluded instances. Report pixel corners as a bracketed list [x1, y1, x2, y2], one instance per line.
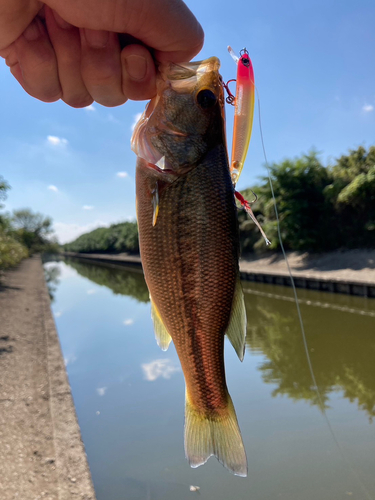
[94, 94, 127, 107]
[63, 94, 93, 108]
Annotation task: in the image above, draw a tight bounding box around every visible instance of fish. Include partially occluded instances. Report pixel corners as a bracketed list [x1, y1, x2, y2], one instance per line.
[131, 57, 247, 477]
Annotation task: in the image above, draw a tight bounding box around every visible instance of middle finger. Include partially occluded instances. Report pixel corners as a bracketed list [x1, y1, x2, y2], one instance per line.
[80, 29, 126, 107]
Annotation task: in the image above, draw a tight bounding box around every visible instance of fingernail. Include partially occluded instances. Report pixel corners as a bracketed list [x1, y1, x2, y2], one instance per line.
[23, 20, 41, 41]
[124, 55, 147, 81]
[5, 51, 18, 69]
[83, 29, 109, 48]
[53, 10, 72, 30]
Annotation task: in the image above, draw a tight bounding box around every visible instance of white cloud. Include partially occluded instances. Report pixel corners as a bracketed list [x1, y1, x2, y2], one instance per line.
[87, 289, 97, 295]
[54, 311, 63, 318]
[48, 185, 58, 192]
[53, 220, 109, 244]
[107, 113, 120, 123]
[363, 104, 374, 113]
[47, 135, 68, 146]
[64, 354, 77, 366]
[84, 104, 96, 112]
[131, 112, 143, 132]
[82, 205, 94, 210]
[116, 171, 128, 178]
[96, 387, 107, 396]
[123, 319, 134, 326]
[190, 486, 200, 492]
[141, 359, 180, 382]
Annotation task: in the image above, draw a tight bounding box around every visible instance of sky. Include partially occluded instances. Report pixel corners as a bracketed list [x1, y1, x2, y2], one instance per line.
[1, 0, 374, 244]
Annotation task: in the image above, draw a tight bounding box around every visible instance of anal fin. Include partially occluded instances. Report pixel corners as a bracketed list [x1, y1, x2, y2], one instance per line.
[151, 298, 172, 351]
[225, 277, 247, 361]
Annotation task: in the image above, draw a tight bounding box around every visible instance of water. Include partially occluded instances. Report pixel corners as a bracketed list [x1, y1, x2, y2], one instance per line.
[44, 257, 375, 500]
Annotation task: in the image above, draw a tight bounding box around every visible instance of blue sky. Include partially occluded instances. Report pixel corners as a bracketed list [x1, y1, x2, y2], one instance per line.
[1, 0, 374, 243]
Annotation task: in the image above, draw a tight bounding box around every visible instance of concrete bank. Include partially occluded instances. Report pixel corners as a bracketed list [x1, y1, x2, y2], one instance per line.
[0, 256, 96, 500]
[63, 250, 375, 298]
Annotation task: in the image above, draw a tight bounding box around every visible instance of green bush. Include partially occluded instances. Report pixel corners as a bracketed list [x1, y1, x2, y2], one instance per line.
[0, 229, 29, 270]
[239, 146, 375, 253]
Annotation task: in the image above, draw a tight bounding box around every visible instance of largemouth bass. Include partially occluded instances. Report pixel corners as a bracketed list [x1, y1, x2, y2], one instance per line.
[131, 57, 247, 477]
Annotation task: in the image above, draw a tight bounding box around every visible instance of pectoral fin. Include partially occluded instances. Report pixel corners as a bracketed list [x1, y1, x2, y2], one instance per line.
[225, 277, 247, 361]
[151, 183, 159, 226]
[151, 298, 172, 351]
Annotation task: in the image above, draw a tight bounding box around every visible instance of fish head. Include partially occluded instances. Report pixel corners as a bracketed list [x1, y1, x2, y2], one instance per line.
[131, 57, 226, 176]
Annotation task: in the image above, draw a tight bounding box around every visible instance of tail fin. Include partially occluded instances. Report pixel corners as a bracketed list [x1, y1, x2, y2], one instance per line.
[184, 391, 247, 477]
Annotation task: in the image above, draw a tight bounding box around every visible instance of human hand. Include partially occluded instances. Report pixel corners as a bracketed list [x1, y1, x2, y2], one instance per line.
[0, 0, 204, 107]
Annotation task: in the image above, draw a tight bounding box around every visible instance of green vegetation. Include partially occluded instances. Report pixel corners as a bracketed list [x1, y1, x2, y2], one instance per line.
[11, 209, 59, 254]
[239, 145, 375, 253]
[63, 221, 139, 254]
[0, 177, 58, 271]
[36, 143, 375, 257]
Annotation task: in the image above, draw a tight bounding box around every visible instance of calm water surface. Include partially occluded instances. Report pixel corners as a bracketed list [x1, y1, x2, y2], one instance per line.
[44, 258, 375, 500]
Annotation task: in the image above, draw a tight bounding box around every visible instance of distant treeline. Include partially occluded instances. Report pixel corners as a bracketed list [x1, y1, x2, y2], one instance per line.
[1, 177, 58, 271]
[63, 221, 139, 254]
[62, 145, 375, 255]
[239, 145, 375, 253]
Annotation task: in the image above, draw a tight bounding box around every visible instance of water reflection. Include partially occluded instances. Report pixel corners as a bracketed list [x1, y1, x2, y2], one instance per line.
[48, 259, 375, 499]
[243, 284, 375, 420]
[62, 258, 375, 420]
[64, 257, 149, 302]
[43, 263, 61, 302]
[141, 359, 180, 381]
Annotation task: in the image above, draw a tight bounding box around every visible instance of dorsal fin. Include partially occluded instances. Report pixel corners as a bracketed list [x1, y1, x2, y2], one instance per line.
[225, 277, 247, 361]
[150, 297, 172, 351]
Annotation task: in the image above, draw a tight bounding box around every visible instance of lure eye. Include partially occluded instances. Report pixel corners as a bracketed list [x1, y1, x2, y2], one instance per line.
[241, 57, 250, 67]
[196, 89, 217, 109]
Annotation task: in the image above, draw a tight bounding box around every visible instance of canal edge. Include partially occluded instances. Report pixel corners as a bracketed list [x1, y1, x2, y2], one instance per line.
[42, 256, 97, 499]
[62, 252, 375, 298]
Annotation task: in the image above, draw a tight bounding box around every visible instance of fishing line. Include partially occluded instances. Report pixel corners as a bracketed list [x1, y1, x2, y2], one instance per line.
[254, 86, 374, 500]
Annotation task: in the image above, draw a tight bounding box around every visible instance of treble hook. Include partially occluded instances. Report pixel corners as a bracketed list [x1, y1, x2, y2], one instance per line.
[248, 189, 258, 204]
[222, 79, 236, 105]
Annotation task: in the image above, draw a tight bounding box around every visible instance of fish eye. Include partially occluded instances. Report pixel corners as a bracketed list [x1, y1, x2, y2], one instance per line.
[196, 89, 217, 109]
[241, 57, 250, 67]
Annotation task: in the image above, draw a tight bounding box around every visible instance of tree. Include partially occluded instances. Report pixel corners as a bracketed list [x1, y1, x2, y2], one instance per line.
[258, 152, 334, 251]
[11, 209, 55, 253]
[0, 176, 10, 229]
[0, 178, 29, 270]
[12, 209, 53, 236]
[330, 146, 375, 247]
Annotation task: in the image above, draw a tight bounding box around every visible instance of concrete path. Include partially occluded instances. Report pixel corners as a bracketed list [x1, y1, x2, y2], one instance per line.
[0, 256, 96, 500]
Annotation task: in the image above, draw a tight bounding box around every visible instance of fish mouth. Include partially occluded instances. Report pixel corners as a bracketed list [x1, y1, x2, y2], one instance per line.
[158, 57, 221, 94]
[131, 57, 223, 167]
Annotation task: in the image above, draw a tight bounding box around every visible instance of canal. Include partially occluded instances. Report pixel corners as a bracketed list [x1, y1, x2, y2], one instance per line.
[44, 257, 375, 500]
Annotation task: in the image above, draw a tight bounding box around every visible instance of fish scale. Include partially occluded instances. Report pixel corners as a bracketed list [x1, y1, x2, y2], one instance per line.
[137, 146, 237, 411]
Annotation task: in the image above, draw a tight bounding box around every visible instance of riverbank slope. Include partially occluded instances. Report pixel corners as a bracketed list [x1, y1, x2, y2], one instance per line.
[0, 256, 96, 500]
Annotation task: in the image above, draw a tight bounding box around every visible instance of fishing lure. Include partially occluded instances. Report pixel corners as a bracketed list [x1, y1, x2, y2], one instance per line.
[227, 47, 255, 185]
[225, 46, 270, 245]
